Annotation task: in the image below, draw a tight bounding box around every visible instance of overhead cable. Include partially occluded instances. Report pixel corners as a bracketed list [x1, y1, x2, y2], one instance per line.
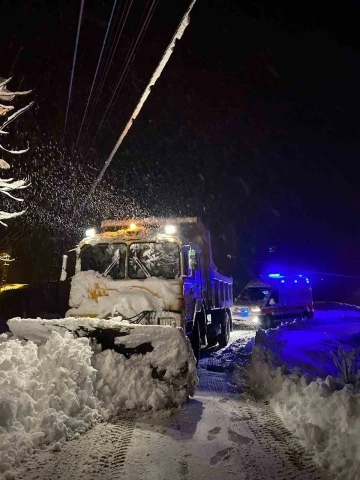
[74, 0, 119, 149]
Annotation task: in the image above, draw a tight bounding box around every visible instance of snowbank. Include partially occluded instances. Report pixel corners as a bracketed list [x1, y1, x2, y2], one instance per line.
[0, 331, 99, 476]
[315, 302, 360, 322]
[8, 317, 198, 412]
[248, 328, 360, 480]
[1, 317, 197, 477]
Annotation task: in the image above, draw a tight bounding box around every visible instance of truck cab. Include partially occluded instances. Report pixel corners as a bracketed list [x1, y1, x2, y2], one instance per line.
[232, 274, 313, 329]
[61, 217, 233, 361]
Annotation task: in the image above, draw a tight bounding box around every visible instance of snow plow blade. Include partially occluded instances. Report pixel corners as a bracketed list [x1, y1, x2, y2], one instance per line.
[8, 317, 198, 408]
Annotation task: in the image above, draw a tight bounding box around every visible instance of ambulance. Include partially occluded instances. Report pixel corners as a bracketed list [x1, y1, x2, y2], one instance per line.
[231, 274, 313, 329]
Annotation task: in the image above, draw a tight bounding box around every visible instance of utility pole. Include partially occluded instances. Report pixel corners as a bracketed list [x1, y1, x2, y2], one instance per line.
[0, 250, 11, 288]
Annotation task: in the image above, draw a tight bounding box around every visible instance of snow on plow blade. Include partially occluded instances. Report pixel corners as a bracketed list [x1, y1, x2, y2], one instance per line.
[8, 317, 198, 410]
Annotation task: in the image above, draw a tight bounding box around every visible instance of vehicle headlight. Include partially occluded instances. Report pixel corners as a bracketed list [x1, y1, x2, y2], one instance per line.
[251, 306, 261, 313]
[165, 224, 176, 234]
[252, 316, 259, 323]
[85, 227, 96, 237]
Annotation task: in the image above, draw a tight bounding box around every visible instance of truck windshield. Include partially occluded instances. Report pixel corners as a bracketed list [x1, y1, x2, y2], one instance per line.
[238, 287, 271, 302]
[128, 242, 180, 279]
[81, 243, 126, 279]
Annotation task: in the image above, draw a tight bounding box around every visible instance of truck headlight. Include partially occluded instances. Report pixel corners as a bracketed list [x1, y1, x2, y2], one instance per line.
[85, 228, 96, 237]
[251, 306, 261, 313]
[165, 224, 176, 234]
[252, 316, 260, 323]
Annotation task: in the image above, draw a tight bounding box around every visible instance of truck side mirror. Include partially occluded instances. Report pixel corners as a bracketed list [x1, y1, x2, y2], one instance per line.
[190, 252, 198, 270]
[60, 255, 68, 281]
[60, 250, 76, 281]
[181, 245, 192, 277]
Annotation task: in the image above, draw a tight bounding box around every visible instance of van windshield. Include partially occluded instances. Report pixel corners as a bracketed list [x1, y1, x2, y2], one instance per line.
[238, 287, 271, 302]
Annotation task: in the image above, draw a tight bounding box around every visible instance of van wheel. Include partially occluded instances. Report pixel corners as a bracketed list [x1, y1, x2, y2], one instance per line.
[218, 310, 230, 347]
[190, 320, 200, 366]
[262, 315, 273, 330]
[303, 308, 314, 320]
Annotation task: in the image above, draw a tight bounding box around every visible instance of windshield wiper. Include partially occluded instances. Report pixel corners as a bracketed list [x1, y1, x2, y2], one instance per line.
[102, 250, 121, 277]
[133, 255, 151, 278]
[102, 258, 118, 277]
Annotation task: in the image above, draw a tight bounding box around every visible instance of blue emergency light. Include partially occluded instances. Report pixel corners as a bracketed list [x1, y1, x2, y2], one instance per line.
[267, 273, 310, 285]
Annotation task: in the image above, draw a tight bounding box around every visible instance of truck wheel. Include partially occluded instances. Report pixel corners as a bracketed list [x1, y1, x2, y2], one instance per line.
[218, 310, 230, 348]
[207, 335, 217, 348]
[262, 315, 273, 330]
[190, 320, 200, 366]
[228, 309, 233, 332]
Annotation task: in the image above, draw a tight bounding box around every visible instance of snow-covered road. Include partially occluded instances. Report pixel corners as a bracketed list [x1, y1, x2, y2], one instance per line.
[122, 369, 324, 480]
[15, 326, 327, 480]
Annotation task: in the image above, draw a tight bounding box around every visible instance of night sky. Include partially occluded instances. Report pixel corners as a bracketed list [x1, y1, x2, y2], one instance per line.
[1, 0, 360, 299]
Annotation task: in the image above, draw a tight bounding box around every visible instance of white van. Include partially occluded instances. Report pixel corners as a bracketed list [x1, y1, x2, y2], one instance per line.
[231, 274, 313, 329]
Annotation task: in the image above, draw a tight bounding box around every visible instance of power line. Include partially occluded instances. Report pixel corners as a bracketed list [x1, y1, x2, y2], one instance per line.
[80, 0, 134, 143]
[94, 0, 158, 140]
[74, 0, 118, 149]
[78, 0, 197, 211]
[63, 0, 85, 144]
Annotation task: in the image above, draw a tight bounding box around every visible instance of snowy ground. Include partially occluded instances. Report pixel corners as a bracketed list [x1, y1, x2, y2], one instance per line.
[5, 306, 360, 480]
[248, 304, 360, 480]
[10, 324, 328, 480]
[0, 319, 196, 479]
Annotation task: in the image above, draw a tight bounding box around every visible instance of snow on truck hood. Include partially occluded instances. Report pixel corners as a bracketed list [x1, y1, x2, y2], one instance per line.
[67, 271, 183, 319]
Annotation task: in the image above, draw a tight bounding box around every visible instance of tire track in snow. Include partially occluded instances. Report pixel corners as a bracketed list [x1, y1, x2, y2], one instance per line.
[196, 367, 327, 480]
[15, 326, 327, 480]
[122, 367, 327, 480]
[16, 417, 135, 480]
[199, 328, 327, 479]
[237, 395, 327, 480]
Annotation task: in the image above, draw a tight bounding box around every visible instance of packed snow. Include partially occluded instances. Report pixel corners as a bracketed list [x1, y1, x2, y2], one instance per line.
[247, 306, 360, 480]
[13, 324, 324, 480]
[0, 317, 197, 478]
[4, 305, 360, 479]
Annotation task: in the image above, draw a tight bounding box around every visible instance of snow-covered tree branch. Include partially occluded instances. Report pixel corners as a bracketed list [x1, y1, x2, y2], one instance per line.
[0, 77, 32, 232]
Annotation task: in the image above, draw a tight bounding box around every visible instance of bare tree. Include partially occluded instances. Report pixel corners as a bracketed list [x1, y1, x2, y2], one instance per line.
[0, 77, 33, 261]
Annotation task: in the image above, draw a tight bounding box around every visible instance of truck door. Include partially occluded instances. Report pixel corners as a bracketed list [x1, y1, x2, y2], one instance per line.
[266, 289, 281, 320]
[183, 250, 203, 334]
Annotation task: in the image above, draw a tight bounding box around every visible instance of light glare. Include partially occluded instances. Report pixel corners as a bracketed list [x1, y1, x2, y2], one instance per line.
[85, 228, 96, 237]
[165, 224, 176, 234]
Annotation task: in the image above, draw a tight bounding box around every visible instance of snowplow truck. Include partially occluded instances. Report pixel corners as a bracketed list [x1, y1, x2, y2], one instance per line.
[60, 217, 233, 361]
